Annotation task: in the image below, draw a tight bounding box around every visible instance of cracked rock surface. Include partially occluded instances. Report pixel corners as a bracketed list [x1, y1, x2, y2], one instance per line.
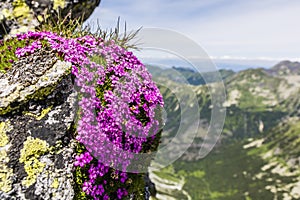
[0, 48, 78, 199]
[0, 0, 101, 38]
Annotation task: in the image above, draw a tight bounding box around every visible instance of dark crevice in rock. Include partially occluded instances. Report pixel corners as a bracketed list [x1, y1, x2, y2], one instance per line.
[2, 60, 77, 199]
[144, 173, 156, 199]
[54, 154, 64, 169]
[25, 184, 42, 200]
[7, 115, 29, 182]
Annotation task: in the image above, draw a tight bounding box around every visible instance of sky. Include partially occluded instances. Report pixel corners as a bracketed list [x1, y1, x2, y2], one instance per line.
[85, 0, 300, 68]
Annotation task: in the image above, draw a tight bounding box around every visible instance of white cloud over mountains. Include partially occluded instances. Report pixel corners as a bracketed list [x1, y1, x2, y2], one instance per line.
[86, 0, 300, 63]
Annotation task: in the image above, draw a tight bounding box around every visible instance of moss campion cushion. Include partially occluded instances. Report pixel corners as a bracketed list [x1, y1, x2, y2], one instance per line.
[0, 30, 163, 199]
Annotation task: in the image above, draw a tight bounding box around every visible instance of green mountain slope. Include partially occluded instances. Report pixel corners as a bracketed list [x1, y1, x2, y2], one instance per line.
[147, 65, 235, 86]
[172, 120, 300, 200]
[147, 61, 300, 200]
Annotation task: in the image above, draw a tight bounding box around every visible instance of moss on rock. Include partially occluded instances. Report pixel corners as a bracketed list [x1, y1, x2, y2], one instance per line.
[53, 0, 66, 10]
[0, 49, 72, 115]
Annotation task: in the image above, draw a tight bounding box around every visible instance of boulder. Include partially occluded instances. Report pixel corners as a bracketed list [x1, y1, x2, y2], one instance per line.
[0, 15, 165, 196]
[0, 0, 101, 38]
[0, 48, 78, 199]
[0, 31, 162, 199]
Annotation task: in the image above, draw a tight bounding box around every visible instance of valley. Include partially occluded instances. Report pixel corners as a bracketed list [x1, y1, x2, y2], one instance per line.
[148, 61, 300, 200]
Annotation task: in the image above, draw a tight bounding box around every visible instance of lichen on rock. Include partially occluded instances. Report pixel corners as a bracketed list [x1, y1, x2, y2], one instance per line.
[0, 119, 13, 194]
[0, 121, 11, 147]
[0, 148, 13, 193]
[0, 22, 162, 199]
[19, 136, 49, 187]
[0, 50, 72, 115]
[0, 0, 101, 38]
[0, 37, 79, 199]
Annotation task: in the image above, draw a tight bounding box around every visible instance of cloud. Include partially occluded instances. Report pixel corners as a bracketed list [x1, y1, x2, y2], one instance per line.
[210, 56, 300, 62]
[192, 1, 300, 58]
[86, 0, 300, 61]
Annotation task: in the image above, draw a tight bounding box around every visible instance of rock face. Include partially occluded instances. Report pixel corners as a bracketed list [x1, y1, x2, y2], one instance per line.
[0, 0, 101, 38]
[266, 60, 300, 76]
[0, 6, 164, 195]
[0, 49, 78, 199]
[0, 47, 159, 199]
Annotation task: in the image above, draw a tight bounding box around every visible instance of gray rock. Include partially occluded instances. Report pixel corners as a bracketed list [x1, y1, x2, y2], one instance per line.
[0, 48, 78, 199]
[0, 0, 101, 38]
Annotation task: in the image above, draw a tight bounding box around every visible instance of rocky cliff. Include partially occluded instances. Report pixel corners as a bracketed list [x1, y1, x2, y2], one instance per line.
[0, 29, 164, 200]
[0, 49, 77, 199]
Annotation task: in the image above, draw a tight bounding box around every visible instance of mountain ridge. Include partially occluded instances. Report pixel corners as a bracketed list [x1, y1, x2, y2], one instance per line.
[148, 60, 300, 200]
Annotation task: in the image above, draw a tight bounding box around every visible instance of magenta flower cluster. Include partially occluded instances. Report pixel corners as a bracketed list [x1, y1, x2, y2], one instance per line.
[14, 31, 164, 199]
[74, 151, 93, 167]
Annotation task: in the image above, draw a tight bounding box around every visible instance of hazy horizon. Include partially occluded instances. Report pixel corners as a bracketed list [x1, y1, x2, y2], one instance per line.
[135, 53, 288, 72]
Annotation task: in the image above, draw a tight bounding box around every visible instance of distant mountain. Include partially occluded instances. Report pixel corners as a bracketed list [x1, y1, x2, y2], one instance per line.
[149, 61, 300, 200]
[214, 62, 263, 72]
[266, 60, 300, 76]
[146, 65, 235, 85]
